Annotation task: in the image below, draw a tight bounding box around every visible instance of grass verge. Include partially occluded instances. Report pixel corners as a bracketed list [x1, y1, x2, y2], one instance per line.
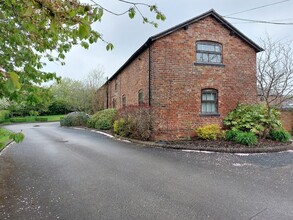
[0, 128, 13, 151]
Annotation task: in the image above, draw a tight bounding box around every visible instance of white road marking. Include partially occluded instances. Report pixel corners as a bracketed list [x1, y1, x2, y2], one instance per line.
[182, 150, 214, 154]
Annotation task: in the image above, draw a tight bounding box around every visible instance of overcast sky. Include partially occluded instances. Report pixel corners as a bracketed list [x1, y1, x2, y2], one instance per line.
[43, 0, 293, 81]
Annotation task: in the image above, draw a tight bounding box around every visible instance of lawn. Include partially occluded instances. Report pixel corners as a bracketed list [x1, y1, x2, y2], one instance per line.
[0, 128, 13, 151]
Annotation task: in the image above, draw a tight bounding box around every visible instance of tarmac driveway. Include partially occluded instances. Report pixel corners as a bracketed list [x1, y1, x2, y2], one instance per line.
[0, 122, 293, 220]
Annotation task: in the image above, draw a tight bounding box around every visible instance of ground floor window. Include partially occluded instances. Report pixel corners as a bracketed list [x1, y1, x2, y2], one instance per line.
[138, 90, 144, 106]
[122, 95, 126, 108]
[112, 98, 116, 108]
[201, 89, 218, 114]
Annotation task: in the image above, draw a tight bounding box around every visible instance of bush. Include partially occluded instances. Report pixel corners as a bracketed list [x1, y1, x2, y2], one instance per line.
[114, 118, 132, 137]
[269, 129, 291, 142]
[35, 117, 48, 122]
[0, 110, 10, 123]
[234, 131, 258, 146]
[87, 109, 117, 130]
[48, 100, 71, 115]
[224, 104, 282, 136]
[60, 112, 88, 127]
[114, 105, 153, 141]
[225, 129, 241, 142]
[195, 124, 224, 140]
[10, 118, 27, 123]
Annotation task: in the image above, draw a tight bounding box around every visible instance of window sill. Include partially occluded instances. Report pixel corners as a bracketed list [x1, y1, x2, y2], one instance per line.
[199, 113, 221, 117]
[194, 62, 225, 67]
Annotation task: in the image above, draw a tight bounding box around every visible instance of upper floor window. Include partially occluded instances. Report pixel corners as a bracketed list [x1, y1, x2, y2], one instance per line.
[122, 95, 126, 108]
[196, 41, 222, 64]
[138, 90, 144, 106]
[201, 89, 218, 114]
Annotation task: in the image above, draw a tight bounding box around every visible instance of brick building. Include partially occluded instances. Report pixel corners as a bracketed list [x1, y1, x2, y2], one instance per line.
[96, 10, 263, 140]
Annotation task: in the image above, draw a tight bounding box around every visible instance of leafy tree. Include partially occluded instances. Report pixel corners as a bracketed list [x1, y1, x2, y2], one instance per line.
[50, 66, 106, 114]
[0, 0, 165, 100]
[7, 86, 52, 116]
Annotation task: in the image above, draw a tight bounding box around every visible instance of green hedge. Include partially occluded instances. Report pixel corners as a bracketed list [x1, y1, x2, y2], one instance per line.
[35, 117, 48, 122]
[10, 118, 27, 123]
[0, 110, 10, 123]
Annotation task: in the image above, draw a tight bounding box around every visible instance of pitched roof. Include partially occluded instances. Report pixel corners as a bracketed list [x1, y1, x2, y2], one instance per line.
[107, 9, 263, 82]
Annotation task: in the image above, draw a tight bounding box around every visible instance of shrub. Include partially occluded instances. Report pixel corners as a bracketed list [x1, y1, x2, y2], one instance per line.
[35, 117, 48, 122]
[10, 118, 27, 123]
[87, 109, 117, 130]
[60, 112, 88, 127]
[224, 104, 282, 137]
[234, 131, 258, 146]
[195, 124, 224, 140]
[114, 118, 133, 137]
[48, 100, 71, 115]
[114, 105, 153, 141]
[269, 129, 291, 142]
[0, 110, 10, 123]
[225, 129, 241, 142]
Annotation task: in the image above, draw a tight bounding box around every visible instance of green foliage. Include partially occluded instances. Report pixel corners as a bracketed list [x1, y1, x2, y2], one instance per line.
[35, 117, 48, 122]
[60, 112, 88, 127]
[114, 118, 132, 137]
[9, 132, 25, 143]
[114, 106, 153, 140]
[0, 128, 13, 150]
[234, 131, 258, 146]
[48, 100, 71, 115]
[224, 104, 282, 136]
[0, 110, 10, 122]
[269, 129, 291, 142]
[10, 118, 27, 123]
[0, 1, 164, 101]
[225, 129, 241, 142]
[87, 109, 117, 130]
[29, 111, 39, 117]
[195, 124, 224, 140]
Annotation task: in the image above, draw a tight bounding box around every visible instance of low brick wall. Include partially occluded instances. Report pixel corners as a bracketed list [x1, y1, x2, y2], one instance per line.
[280, 109, 293, 132]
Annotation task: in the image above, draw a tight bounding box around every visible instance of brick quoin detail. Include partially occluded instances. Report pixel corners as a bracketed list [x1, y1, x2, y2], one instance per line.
[96, 10, 262, 141]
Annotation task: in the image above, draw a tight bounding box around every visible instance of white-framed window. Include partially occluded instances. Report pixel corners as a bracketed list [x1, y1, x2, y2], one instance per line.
[201, 89, 218, 114]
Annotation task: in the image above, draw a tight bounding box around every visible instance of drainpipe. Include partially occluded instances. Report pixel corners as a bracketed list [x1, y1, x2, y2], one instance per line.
[148, 46, 151, 106]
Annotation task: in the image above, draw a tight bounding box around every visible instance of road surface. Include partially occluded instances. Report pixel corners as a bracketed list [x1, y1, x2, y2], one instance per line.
[1, 122, 293, 220]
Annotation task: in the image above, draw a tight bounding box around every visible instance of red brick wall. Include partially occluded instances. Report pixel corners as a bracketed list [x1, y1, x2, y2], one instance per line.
[150, 16, 258, 140]
[96, 49, 150, 110]
[96, 15, 258, 141]
[280, 110, 293, 132]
